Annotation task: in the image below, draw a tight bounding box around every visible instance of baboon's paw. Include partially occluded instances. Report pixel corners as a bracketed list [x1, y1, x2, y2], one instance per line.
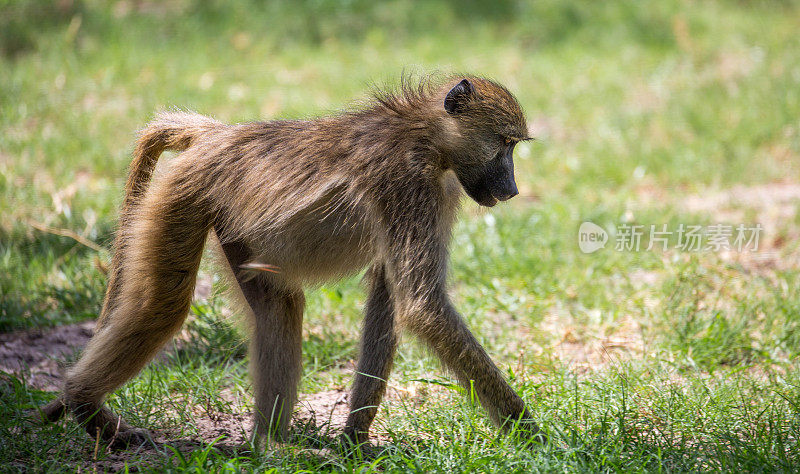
[511, 419, 547, 447]
[108, 427, 151, 450]
[38, 398, 67, 423]
[337, 429, 376, 459]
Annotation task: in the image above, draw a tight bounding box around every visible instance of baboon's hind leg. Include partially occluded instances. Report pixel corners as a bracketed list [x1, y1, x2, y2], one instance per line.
[57, 192, 210, 447]
[220, 241, 304, 444]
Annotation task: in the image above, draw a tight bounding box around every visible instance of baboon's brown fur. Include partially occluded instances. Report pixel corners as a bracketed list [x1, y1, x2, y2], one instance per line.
[40, 76, 542, 448]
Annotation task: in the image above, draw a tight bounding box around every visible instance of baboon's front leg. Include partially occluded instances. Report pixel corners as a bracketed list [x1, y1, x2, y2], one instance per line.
[220, 242, 304, 444]
[343, 265, 398, 445]
[381, 186, 544, 444]
[404, 302, 542, 440]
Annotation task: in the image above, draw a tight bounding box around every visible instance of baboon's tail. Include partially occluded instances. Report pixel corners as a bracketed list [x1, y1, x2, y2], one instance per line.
[96, 112, 224, 329]
[125, 112, 223, 209]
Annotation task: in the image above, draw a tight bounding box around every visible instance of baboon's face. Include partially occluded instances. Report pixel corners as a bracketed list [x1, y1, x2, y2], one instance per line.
[444, 79, 529, 207]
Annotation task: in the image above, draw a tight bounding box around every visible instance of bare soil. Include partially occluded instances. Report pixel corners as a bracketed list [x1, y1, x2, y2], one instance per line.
[0, 319, 357, 469]
[0, 320, 94, 391]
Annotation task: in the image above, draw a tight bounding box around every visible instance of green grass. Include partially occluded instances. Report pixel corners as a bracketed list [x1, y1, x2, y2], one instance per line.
[2, 0, 800, 471]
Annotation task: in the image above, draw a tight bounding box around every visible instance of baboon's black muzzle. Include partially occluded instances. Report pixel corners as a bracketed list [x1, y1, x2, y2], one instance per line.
[488, 146, 518, 202]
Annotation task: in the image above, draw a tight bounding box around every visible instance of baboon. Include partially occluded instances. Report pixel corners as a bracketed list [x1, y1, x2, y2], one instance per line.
[40, 76, 543, 448]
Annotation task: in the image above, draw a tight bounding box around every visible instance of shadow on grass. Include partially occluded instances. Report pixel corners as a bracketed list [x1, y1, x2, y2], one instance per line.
[0, 221, 113, 332]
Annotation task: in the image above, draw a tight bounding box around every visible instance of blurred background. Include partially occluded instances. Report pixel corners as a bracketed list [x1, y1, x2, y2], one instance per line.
[2, 0, 800, 469]
[3, 0, 798, 329]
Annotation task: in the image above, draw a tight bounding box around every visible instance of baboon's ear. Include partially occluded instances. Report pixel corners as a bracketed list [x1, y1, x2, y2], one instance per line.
[444, 79, 474, 115]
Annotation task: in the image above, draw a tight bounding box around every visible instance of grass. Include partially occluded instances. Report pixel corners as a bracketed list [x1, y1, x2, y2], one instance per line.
[2, 0, 800, 471]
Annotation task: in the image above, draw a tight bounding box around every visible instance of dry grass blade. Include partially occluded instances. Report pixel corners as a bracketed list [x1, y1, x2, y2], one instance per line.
[27, 220, 105, 253]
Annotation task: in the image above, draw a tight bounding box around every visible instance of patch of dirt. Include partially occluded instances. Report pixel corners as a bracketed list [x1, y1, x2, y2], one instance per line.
[681, 182, 800, 226]
[681, 182, 800, 274]
[295, 389, 351, 433]
[634, 182, 800, 275]
[1, 317, 402, 467]
[0, 320, 94, 391]
[0, 274, 215, 392]
[539, 304, 645, 372]
[161, 387, 356, 446]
